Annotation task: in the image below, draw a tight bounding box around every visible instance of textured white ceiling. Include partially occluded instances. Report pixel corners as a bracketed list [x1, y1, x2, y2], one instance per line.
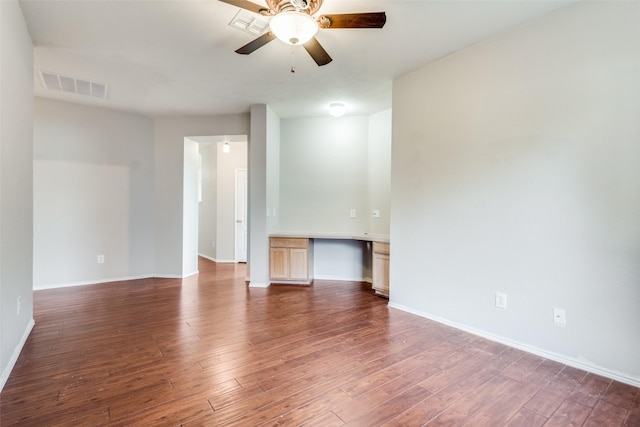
[19, 0, 575, 118]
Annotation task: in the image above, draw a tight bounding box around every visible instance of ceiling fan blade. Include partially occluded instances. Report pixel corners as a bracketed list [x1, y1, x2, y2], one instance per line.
[235, 32, 276, 55]
[303, 37, 332, 66]
[318, 12, 386, 29]
[219, 0, 268, 15]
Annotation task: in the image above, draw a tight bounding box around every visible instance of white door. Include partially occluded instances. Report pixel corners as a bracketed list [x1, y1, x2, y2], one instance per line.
[235, 168, 248, 262]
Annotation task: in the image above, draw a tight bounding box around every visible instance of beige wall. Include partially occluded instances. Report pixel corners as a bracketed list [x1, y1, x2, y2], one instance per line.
[391, 1, 640, 385]
[278, 113, 391, 236]
[33, 98, 155, 288]
[0, 0, 34, 390]
[153, 114, 250, 277]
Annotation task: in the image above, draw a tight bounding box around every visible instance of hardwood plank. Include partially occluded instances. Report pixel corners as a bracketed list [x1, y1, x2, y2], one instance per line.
[626, 398, 640, 426]
[301, 410, 346, 427]
[382, 363, 498, 426]
[424, 375, 520, 425]
[583, 398, 628, 427]
[1, 257, 638, 426]
[524, 388, 566, 417]
[343, 384, 432, 427]
[602, 380, 640, 410]
[254, 389, 350, 426]
[333, 362, 440, 422]
[505, 408, 548, 427]
[462, 379, 542, 426]
[566, 372, 612, 408]
[545, 400, 593, 427]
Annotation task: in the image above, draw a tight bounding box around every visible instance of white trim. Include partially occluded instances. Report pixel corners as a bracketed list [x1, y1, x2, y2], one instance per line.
[0, 319, 35, 392]
[249, 281, 270, 288]
[182, 270, 199, 278]
[388, 302, 640, 389]
[33, 274, 156, 290]
[313, 275, 373, 283]
[198, 254, 236, 264]
[234, 167, 248, 263]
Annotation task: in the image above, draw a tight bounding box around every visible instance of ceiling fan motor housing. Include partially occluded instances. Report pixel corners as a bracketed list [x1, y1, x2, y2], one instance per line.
[221, 0, 385, 66]
[267, 0, 323, 15]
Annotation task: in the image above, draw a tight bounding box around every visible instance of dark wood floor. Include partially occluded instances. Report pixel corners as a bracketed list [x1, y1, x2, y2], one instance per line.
[1, 258, 638, 426]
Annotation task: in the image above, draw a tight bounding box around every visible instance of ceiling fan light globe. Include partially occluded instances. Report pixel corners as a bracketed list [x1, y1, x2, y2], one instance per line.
[329, 102, 346, 117]
[270, 11, 318, 45]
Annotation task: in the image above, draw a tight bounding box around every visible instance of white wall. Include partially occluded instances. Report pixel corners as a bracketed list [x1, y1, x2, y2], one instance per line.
[266, 117, 280, 234]
[391, 1, 640, 385]
[276, 113, 391, 281]
[279, 116, 370, 234]
[314, 239, 369, 281]
[247, 105, 274, 287]
[182, 138, 200, 276]
[198, 143, 217, 260]
[0, 0, 34, 390]
[368, 109, 392, 235]
[216, 140, 248, 262]
[153, 114, 250, 277]
[33, 98, 155, 288]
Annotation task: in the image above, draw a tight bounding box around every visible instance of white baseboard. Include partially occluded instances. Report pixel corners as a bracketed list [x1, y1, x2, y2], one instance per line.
[198, 254, 236, 263]
[249, 281, 270, 288]
[312, 275, 372, 283]
[0, 318, 35, 392]
[33, 274, 156, 290]
[152, 274, 183, 279]
[388, 301, 640, 388]
[314, 274, 368, 282]
[182, 270, 198, 278]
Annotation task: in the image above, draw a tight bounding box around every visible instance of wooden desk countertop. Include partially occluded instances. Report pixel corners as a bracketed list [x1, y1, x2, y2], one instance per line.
[269, 232, 389, 243]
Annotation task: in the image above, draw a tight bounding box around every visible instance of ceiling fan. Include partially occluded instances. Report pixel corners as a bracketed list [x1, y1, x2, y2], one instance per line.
[219, 0, 386, 66]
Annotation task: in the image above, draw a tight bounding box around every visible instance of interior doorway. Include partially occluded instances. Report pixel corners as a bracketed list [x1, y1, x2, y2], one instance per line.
[183, 135, 248, 273]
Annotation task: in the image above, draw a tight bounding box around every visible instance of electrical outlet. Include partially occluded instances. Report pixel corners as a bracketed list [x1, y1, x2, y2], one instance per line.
[350, 209, 356, 218]
[97, 255, 105, 264]
[553, 307, 566, 326]
[495, 292, 507, 309]
[17, 296, 21, 315]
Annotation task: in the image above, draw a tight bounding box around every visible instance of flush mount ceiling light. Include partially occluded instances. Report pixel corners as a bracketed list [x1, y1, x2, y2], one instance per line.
[269, 11, 318, 45]
[329, 102, 346, 117]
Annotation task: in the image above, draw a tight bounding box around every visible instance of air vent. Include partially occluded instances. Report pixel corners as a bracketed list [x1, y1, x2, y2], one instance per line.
[39, 71, 108, 100]
[229, 10, 270, 36]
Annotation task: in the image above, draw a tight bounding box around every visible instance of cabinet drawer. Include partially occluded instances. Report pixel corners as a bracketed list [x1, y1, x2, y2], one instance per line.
[372, 242, 390, 255]
[270, 237, 309, 249]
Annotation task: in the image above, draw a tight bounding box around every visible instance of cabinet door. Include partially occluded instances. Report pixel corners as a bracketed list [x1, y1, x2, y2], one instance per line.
[372, 252, 390, 296]
[270, 247, 289, 279]
[288, 248, 309, 281]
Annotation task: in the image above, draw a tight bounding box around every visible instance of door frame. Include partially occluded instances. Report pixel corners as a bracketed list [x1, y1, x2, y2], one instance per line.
[234, 167, 248, 263]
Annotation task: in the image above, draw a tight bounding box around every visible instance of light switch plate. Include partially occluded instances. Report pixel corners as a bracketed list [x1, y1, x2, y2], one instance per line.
[495, 292, 507, 309]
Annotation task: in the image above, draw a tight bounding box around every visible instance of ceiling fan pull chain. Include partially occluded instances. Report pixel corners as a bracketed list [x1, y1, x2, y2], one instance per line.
[290, 46, 296, 74]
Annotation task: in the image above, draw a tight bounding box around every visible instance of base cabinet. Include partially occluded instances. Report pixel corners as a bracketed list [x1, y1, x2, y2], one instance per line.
[372, 242, 390, 297]
[269, 237, 313, 285]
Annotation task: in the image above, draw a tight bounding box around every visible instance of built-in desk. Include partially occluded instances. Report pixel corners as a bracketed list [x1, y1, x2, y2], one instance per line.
[269, 233, 390, 297]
